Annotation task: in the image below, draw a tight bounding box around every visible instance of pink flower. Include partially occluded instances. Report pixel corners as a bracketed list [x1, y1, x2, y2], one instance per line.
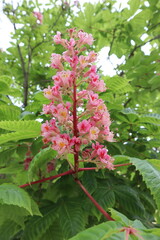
[103, 131, 114, 142]
[84, 65, 97, 78]
[53, 71, 74, 88]
[88, 91, 101, 106]
[77, 90, 88, 100]
[78, 31, 94, 46]
[52, 136, 69, 154]
[57, 106, 69, 123]
[41, 120, 60, 143]
[66, 38, 76, 50]
[77, 120, 91, 134]
[63, 52, 78, 69]
[53, 31, 62, 44]
[88, 73, 106, 92]
[72, 136, 82, 151]
[79, 55, 89, 69]
[89, 126, 100, 140]
[51, 53, 63, 70]
[42, 103, 54, 115]
[43, 85, 62, 101]
[87, 51, 97, 62]
[43, 86, 53, 100]
[97, 148, 108, 160]
[33, 12, 43, 24]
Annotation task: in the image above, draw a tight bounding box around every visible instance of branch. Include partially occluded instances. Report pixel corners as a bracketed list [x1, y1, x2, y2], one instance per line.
[75, 179, 115, 221]
[19, 169, 74, 188]
[124, 98, 131, 108]
[108, 28, 117, 56]
[19, 163, 132, 188]
[129, 34, 160, 58]
[11, 8, 29, 107]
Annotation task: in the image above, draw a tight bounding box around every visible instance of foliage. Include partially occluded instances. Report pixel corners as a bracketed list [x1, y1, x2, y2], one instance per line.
[0, 0, 160, 239]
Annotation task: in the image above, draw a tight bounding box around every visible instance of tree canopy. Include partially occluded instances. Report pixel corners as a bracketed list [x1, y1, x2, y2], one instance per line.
[0, 0, 160, 239]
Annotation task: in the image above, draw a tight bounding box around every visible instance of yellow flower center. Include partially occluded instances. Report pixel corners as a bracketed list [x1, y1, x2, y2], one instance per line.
[91, 129, 96, 134]
[60, 111, 67, 118]
[59, 142, 66, 148]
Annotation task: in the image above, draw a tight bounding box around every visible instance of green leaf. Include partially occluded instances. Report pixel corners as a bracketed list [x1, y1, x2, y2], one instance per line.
[39, 220, 64, 240]
[0, 105, 21, 120]
[0, 204, 29, 227]
[0, 147, 16, 166]
[22, 205, 57, 240]
[58, 198, 86, 239]
[0, 131, 40, 145]
[147, 159, 160, 171]
[0, 220, 21, 240]
[130, 158, 160, 211]
[0, 80, 10, 94]
[0, 183, 39, 215]
[82, 170, 97, 194]
[0, 75, 12, 85]
[128, 0, 140, 15]
[139, 113, 160, 126]
[16, 144, 28, 158]
[109, 208, 131, 225]
[105, 76, 133, 94]
[114, 185, 145, 217]
[0, 120, 41, 132]
[69, 221, 122, 240]
[28, 147, 57, 181]
[92, 180, 115, 210]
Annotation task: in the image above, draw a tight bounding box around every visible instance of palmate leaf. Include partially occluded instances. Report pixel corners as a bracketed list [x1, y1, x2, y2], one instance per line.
[28, 147, 57, 181]
[91, 178, 144, 218]
[0, 184, 41, 216]
[130, 158, 160, 212]
[22, 205, 57, 240]
[58, 198, 86, 239]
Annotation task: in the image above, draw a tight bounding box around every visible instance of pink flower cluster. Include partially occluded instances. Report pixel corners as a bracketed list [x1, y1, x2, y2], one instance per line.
[41, 29, 114, 169]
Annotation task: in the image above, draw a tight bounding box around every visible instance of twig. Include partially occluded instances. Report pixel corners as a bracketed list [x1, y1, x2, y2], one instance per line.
[19, 169, 74, 188]
[19, 163, 132, 188]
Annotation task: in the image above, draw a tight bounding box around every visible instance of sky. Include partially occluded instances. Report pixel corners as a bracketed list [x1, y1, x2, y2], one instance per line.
[0, 0, 150, 76]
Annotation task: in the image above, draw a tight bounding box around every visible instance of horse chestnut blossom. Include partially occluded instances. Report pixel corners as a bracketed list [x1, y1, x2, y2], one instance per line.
[41, 29, 114, 170]
[33, 12, 43, 24]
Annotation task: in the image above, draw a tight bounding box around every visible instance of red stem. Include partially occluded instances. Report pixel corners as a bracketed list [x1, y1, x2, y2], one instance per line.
[75, 178, 115, 221]
[19, 163, 132, 188]
[78, 163, 132, 171]
[73, 75, 79, 173]
[114, 163, 132, 167]
[19, 169, 74, 188]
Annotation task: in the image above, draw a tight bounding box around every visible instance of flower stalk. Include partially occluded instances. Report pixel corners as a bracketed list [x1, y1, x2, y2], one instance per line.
[75, 178, 115, 221]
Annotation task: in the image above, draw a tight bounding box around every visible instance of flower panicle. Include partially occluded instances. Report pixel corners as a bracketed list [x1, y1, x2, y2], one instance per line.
[41, 29, 115, 170]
